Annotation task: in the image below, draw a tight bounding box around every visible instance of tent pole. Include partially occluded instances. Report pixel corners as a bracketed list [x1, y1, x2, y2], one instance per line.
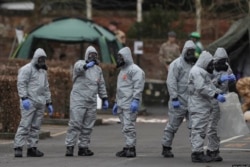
[9, 36, 17, 58]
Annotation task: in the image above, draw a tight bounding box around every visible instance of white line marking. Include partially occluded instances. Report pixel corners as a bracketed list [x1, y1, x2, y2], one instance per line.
[204, 135, 245, 150]
[102, 118, 168, 123]
[50, 131, 67, 137]
[0, 141, 13, 145]
[220, 135, 244, 144]
[220, 148, 250, 151]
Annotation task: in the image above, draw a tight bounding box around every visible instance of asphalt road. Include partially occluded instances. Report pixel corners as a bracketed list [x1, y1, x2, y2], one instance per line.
[0, 120, 250, 167]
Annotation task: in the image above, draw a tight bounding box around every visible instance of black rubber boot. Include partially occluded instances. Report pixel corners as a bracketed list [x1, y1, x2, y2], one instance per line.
[207, 150, 223, 162]
[14, 147, 23, 158]
[191, 152, 213, 163]
[27, 147, 44, 157]
[162, 146, 174, 158]
[65, 146, 74, 156]
[126, 147, 136, 158]
[116, 147, 128, 157]
[78, 147, 94, 156]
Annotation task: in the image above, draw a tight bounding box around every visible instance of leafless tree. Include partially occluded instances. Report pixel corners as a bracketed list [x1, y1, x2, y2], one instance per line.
[195, 0, 202, 34]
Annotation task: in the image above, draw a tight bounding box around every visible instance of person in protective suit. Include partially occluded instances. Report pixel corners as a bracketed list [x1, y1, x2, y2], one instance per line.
[206, 48, 236, 162]
[14, 48, 53, 157]
[65, 46, 109, 157]
[188, 51, 226, 163]
[161, 40, 197, 158]
[112, 47, 145, 158]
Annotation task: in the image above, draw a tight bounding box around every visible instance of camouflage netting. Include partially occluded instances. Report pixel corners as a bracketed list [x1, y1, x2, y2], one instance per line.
[0, 58, 118, 133]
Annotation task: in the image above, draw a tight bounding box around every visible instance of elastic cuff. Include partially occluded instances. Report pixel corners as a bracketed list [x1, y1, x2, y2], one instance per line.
[46, 102, 52, 106]
[21, 97, 28, 100]
[213, 93, 218, 99]
[217, 79, 222, 85]
[102, 97, 108, 101]
[83, 65, 88, 70]
[172, 98, 178, 101]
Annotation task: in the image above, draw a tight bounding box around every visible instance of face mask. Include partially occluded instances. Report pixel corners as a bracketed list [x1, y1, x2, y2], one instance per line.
[206, 60, 214, 74]
[35, 56, 47, 70]
[214, 58, 229, 72]
[116, 54, 125, 68]
[86, 52, 99, 65]
[184, 48, 197, 64]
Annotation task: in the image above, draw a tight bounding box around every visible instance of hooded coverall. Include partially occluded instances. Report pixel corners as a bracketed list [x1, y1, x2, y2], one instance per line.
[162, 40, 196, 147]
[207, 48, 233, 151]
[14, 48, 52, 148]
[65, 46, 108, 148]
[188, 51, 221, 153]
[116, 47, 145, 148]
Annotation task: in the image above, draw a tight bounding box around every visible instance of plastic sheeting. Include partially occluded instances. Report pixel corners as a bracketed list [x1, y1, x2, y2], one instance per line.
[218, 92, 250, 139]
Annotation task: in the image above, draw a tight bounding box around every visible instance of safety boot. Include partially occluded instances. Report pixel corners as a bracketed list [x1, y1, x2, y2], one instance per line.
[116, 147, 128, 157]
[126, 147, 136, 158]
[65, 146, 74, 156]
[207, 150, 223, 162]
[27, 147, 44, 157]
[78, 147, 94, 156]
[162, 146, 174, 158]
[14, 147, 23, 158]
[191, 152, 213, 163]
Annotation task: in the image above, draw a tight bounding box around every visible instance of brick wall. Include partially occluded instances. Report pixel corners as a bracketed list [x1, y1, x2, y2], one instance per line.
[0, 11, 232, 79]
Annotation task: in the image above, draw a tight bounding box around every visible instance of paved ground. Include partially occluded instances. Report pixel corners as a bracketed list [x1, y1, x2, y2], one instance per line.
[0, 106, 250, 167]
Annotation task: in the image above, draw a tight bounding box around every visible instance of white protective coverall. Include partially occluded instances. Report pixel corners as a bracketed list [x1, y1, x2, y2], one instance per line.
[116, 47, 145, 147]
[162, 40, 196, 147]
[14, 48, 52, 148]
[65, 46, 108, 148]
[188, 51, 221, 153]
[207, 47, 233, 151]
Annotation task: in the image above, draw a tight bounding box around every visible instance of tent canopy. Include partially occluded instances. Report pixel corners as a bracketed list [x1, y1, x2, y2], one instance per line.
[207, 16, 250, 78]
[13, 17, 122, 63]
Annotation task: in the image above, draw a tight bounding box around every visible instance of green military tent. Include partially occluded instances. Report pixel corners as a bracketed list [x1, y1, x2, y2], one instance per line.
[207, 16, 250, 78]
[13, 17, 122, 63]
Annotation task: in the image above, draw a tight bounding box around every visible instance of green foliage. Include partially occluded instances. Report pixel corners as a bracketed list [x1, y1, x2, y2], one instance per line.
[127, 4, 180, 39]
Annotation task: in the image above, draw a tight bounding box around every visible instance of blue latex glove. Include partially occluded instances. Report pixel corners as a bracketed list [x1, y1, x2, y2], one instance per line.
[86, 61, 95, 69]
[219, 74, 229, 83]
[130, 99, 139, 113]
[102, 99, 109, 110]
[47, 105, 54, 116]
[217, 94, 226, 103]
[112, 103, 118, 115]
[172, 100, 180, 108]
[228, 74, 236, 82]
[22, 99, 30, 110]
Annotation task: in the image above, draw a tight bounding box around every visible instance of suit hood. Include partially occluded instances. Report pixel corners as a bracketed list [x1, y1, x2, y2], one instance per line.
[195, 51, 213, 69]
[214, 47, 228, 63]
[118, 47, 133, 66]
[31, 48, 47, 65]
[84, 46, 98, 61]
[181, 40, 196, 58]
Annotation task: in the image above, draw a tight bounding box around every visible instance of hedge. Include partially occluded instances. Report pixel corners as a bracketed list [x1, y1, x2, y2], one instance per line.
[0, 76, 20, 133]
[0, 59, 118, 133]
